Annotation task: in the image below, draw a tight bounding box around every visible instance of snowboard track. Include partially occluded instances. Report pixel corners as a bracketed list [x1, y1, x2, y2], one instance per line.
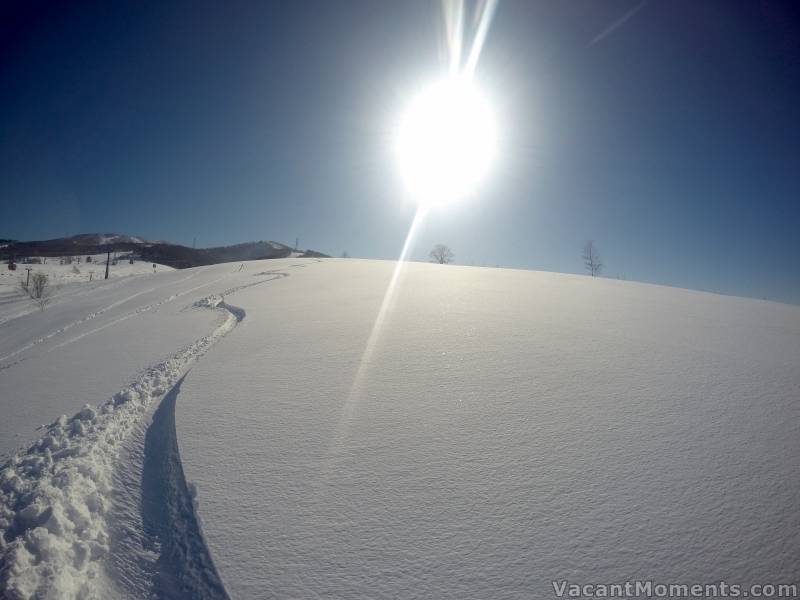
[0, 266, 298, 599]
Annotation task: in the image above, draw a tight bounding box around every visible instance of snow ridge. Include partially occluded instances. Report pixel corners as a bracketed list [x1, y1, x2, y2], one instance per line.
[0, 269, 292, 599]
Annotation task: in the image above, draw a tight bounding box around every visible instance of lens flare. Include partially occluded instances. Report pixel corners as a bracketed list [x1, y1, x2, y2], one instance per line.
[328, 1, 499, 456]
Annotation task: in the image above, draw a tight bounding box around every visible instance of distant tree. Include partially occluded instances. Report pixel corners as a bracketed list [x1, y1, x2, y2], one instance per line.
[582, 241, 603, 277]
[20, 272, 53, 311]
[429, 244, 455, 264]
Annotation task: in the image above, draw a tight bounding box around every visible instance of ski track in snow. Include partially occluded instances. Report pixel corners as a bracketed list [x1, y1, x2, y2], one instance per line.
[0, 268, 205, 366]
[0, 288, 156, 365]
[0, 269, 238, 374]
[0, 266, 296, 599]
[0, 268, 196, 328]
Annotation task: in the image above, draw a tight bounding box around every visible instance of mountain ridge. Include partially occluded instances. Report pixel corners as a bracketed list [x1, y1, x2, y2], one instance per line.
[0, 233, 329, 268]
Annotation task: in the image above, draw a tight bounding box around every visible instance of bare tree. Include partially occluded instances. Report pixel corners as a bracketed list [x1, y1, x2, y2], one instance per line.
[429, 244, 455, 264]
[20, 272, 54, 311]
[582, 241, 603, 277]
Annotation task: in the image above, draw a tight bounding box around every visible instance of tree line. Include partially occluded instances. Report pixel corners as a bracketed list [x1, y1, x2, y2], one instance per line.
[428, 240, 605, 277]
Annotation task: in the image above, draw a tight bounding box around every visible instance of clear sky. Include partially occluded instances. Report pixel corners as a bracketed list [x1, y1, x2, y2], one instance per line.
[2, 1, 799, 303]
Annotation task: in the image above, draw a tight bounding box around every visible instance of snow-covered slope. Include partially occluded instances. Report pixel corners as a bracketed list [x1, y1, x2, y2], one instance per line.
[177, 261, 800, 599]
[67, 234, 152, 246]
[0, 256, 174, 318]
[0, 259, 798, 599]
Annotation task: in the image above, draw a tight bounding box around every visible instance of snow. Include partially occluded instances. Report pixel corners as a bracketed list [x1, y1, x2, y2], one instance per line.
[177, 261, 800, 599]
[0, 260, 308, 598]
[1, 255, 172, 293]
[0, 271, 235, 598]
[0, 258, 798, 599]
[0, 256, 174, 327]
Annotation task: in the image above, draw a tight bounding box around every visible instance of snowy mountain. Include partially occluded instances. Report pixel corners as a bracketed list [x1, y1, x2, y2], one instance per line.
[0, 259, 797, 599]
[0, 234, 329, 268]
[66, 233, 155, 246]
[0, 233, 154, 254]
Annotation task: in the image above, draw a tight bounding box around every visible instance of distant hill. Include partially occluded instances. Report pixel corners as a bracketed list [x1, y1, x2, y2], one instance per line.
[0, 233, 329, 268]
[67, 233, 155, 246]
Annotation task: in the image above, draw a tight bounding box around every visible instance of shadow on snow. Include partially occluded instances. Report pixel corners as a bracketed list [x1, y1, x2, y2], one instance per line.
[141, 376, 229, 600]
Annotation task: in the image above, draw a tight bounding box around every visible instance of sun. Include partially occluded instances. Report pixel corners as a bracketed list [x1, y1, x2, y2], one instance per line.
[395, 77, 497, 206]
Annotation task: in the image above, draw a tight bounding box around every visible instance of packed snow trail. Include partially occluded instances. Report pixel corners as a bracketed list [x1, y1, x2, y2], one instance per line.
[0, 292, 240, 598]
[0, 261, 305, 599]
[0, 263, 267, 458]
[113, 376, 230, 600]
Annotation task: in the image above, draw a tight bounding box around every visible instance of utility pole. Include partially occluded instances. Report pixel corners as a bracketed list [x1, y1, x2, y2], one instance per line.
[105, 248, 111, 280]
[295, 237, 299, 251]
[193, 237, 196, 249]
[25, 267, 32, 287]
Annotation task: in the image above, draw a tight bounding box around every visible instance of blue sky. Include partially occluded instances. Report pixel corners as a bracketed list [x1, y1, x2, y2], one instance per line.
[2, 1, 799, 303]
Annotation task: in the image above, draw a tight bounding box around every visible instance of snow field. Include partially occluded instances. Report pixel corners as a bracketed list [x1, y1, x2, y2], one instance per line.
[0, 260, 310, 598]
[0, 257, 797, 599]
[0, 254, 173, 291]
[177, 260, 800, 599]
[0, 293, 238, 598]
[0, 256, 174, 327]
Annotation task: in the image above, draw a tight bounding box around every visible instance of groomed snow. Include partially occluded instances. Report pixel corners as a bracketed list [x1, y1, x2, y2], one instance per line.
[0, 258, 798, 599]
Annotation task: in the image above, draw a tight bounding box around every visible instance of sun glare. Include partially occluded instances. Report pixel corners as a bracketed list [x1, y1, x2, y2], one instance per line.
[395, 77, 497, 206]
